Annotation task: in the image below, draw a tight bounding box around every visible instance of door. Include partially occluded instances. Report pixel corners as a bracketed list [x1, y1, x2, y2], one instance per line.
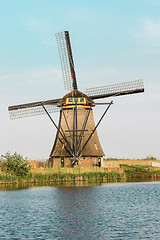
[61, 157, 64, 167]
[98, 158, 101, 167]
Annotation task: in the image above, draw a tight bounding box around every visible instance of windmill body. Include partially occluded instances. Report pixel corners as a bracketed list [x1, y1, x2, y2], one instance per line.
[8, 31, 144, 167]
[50, 90, 105, 167]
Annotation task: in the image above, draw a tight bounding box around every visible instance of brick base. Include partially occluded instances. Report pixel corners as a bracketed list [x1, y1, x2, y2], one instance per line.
[49, 156, 103, 168]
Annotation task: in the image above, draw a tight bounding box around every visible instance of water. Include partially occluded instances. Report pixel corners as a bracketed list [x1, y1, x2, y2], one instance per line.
[0, 182, 160, 240]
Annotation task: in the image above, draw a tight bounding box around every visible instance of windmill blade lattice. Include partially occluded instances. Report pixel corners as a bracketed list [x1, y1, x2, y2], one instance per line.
[9, 104, 60, 120]
[85, 79, 144, 100]
[8, 99, 60, 120]
[56, 31, 77, 91]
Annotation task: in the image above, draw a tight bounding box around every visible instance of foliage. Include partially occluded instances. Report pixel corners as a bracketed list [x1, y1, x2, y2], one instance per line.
[0, 164, 160, 184]
[144, 156, 157, 161]
[104, 156, 159, 161]
[0, 152, 31, 177]
[120, 164, 154, 179]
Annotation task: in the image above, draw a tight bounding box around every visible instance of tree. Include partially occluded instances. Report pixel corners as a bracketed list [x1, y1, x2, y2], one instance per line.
[0, 152, 31, 177]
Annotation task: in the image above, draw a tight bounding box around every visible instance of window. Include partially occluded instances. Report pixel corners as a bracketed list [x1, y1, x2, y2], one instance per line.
[74, 98, 78, 102]
[68, 98, 73, 102]
[80, 98, 84, 102]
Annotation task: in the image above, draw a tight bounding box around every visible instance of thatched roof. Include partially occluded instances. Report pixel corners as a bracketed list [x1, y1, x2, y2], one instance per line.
[50, 107, 104, 158]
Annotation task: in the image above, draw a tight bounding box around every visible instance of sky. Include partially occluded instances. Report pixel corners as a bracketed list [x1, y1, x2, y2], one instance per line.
[0, 0, 160, 160]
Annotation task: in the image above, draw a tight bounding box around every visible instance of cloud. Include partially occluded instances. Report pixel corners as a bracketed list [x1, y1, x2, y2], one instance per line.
[24, 17, 52, 36]
[42, 40, 56, 46]
[25, 18, 58, 46]
[0, 66, 66, 105]
[142, 19, 160, 37]
[25, 18, 44, 32]
[134, 19, 160, 47]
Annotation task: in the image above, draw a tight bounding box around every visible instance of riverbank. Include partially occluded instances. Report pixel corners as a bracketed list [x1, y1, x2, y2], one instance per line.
[0, 167, 124, 184]
[0, 165, 160, 185]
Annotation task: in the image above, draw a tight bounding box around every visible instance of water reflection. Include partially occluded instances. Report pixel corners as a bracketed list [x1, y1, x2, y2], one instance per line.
[0, 178, 157, 192]
[0, 181, 103, 191]
[0, 182, 160, 239]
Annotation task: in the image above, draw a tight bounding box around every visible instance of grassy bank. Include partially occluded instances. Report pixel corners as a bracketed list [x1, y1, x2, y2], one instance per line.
[0, 167, 125, 184]
[0, 165, 160, 185]
[120, 164, 160, 180]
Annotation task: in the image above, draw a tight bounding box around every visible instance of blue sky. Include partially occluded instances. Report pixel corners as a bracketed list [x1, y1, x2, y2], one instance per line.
[0, 0, 160, 160]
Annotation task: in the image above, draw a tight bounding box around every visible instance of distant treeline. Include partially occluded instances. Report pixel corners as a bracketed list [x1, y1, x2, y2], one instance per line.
[104, 156, 158, 161]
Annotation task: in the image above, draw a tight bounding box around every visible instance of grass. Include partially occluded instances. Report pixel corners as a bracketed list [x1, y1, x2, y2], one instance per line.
[0, 164, 160, 185]
[0, 167, 125, 184]
[120, 164, 160, 180]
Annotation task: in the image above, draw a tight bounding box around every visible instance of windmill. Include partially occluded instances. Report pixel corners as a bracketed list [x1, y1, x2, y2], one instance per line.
[8, 31, 144, 167]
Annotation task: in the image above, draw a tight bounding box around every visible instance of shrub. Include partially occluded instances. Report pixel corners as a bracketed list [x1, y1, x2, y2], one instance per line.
[144, 156, 157, 161]
[0, 152, 31, 177]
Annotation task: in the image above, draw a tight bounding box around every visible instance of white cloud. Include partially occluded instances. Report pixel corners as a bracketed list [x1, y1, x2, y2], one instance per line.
[77, 66, 143, 92]
[42, 39, 56, 46]
[134, 19, 160, 47]
[0, 66, 65, 99]
[142, 19, 160, 37]
[24, 18, 52, 35]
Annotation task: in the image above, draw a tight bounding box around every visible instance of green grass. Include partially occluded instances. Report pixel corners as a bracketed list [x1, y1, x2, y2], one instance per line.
[120, 164, 160, 180]
[0, 165, 160, 185]
[0, 168, 125, 184]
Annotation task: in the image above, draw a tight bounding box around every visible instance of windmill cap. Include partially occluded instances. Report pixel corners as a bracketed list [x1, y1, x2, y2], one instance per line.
[58, 90, 93, 106]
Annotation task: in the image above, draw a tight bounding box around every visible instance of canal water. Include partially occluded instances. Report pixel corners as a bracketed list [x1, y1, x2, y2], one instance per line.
[0, 182, 160, 240]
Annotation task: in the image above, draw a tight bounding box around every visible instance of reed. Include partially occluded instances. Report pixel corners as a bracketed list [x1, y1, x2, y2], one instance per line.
[120, 164, 160, 180]
[0, 168, 125, 184]
[1, 165, 160, 185]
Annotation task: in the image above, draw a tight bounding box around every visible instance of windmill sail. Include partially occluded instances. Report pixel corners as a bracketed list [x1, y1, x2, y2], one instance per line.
[56, 31, 78, 91]
[8, 98, 60, 119]
[85, 79, 144, 100]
